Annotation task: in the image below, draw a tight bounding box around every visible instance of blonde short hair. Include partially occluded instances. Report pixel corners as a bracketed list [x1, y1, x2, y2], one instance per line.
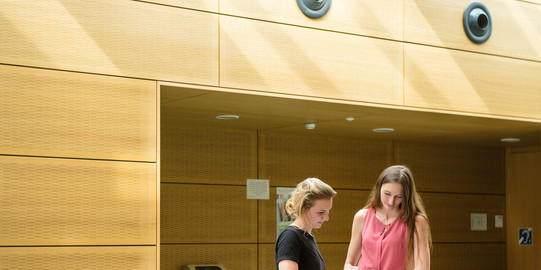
[285, 178, 336, 220]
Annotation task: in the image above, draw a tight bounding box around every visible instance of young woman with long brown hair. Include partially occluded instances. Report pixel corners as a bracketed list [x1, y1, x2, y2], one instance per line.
[344, 165, 432, 270]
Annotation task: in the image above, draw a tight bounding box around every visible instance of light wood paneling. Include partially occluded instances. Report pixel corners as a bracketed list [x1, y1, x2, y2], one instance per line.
[0, 246, 156, 270]
[0, 156, 156, 246]
[423, 193, 505, 243]
[394, 141, 505, 194]
[405, 43, 541, 119]
[145, 0, 218, 12]
[259, 188, 369, 243]
[220, 15, 403, 105]
[405, 0, 541, 61]
[161, 244, 257, 270]
[432, 243, 505, 270]
[160, 184, 257, 243]
[220, 0, 403, 40]
[507, 150, 541, 270]
[0, 0, 218, 84]
[0, 65, 156, 161]
[259, 132, 392, 189]
[259, 243, 349, 270]
[160, 126, 257, 184]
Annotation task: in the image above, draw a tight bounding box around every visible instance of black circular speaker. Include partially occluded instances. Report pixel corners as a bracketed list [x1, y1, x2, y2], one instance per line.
[297, 0, 332, 19]
[463, 2, 492, 44]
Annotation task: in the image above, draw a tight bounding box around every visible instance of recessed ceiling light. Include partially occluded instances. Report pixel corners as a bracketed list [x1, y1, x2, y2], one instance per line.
[346, 117, 355, 122]
[500, 138, 520, 142]
[372, 128, 394, 132]
[216, 114, 239, 120]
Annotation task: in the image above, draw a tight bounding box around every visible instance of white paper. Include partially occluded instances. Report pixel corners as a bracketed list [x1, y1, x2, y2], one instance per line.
[495, 215, 503, 228]
[246, 179, 269, 200]
[470, 213, 487, 231]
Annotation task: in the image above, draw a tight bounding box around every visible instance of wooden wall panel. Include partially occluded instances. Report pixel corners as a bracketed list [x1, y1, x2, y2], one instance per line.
[0, 0, 218, 84]
[423, 193, 505, 243]
[405, 0, 541, 61]
[404, 43, 541, 120]
[161, 184, 257, 243]
[161, 126, 257, 184]
[161, 244, 257, 270]
[0, 65, 156, 161]
[220, 0, 403, 40]
[145, 0, 218, 12]
[394, 141, 505, 194]
[0, 246, 156, 270]
[259, 132, 392, 189]
[220, 15, 403, 105]
[432, 243, 506, 270]
[0, 156, 156, 246]
[259, 188, 369, 243]
[507, 150, 541, 270]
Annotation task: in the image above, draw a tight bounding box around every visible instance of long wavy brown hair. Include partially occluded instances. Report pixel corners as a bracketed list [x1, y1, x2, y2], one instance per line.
[364, 165, 432, 268]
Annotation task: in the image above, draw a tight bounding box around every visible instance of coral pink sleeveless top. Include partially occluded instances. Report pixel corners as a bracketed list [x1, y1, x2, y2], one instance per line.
[358, 208, 407, 270]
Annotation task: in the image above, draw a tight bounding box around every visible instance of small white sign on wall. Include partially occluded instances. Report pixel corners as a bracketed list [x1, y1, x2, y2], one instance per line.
[495, 215, 503, 228]
[246, 179, 269, 200]
[470, 213, 487, 231]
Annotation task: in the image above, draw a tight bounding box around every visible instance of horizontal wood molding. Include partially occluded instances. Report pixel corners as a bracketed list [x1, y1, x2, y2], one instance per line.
[0, 246, 156, 270]
[220, 15, 404, 105]
[220, 0, 403, 40]
[0, 156, 157, 246]
[405, 43, 541, 119]
[0, 65, 157, 161]
[405, 0, 541, 61]
[0, 0, 218, 84]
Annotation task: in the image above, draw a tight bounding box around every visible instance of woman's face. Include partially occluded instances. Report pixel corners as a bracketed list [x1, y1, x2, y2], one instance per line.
[303, 199, 333, 232]
[380, 182, 403, 210]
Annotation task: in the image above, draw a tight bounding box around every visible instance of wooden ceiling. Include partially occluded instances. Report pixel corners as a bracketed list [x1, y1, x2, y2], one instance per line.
[160, 85, 541, 148]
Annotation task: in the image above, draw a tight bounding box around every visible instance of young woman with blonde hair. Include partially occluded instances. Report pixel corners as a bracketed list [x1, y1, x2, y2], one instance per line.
[275, 177, 337, 270]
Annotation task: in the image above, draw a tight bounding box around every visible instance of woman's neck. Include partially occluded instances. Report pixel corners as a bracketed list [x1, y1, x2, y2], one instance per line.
[291, 219, 311, 234]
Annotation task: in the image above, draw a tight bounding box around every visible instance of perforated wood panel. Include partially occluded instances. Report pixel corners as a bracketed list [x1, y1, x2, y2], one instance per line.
[394, 141, 505, 194]
[404, 43, 541, 119]
[432, 243, 505, 270]
[221, 0, 403, 41]
[0, 156, 156, 245]
[0, 246, 156, 270]
[160, 126, 257, 184]
[259, 188, 369, 243]
[259, 132, 391, 189]
[0, 65, 156, 161]
[0, 0, 218, 84]
[422, 192, 505, 243]
[161, 184, 257, 243]
[145, 0, 218, 12]
[161, 244, 257, 270]
[507, 150, 541, 270]
[405, 0, 541, 61]
[220, 15, 403, 105]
